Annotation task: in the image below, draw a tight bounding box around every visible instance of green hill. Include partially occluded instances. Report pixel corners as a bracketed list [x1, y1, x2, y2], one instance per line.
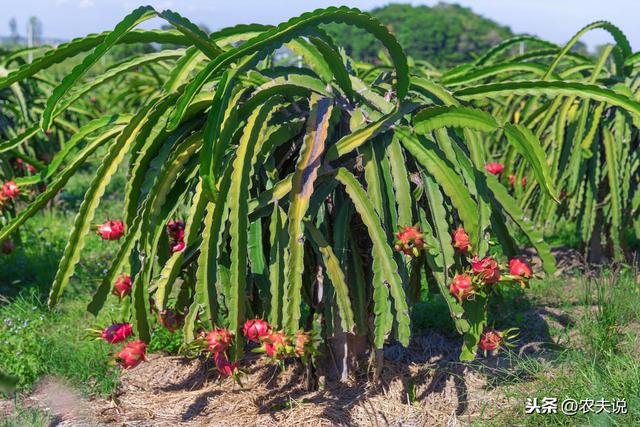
[326, 2, 514, 67]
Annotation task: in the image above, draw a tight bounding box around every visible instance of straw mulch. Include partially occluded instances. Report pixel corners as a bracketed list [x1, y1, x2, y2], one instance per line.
[20, 329, 538, 426]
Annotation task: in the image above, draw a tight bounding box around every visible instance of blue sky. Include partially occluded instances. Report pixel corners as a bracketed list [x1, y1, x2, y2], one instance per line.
[4, 0, 640, 50]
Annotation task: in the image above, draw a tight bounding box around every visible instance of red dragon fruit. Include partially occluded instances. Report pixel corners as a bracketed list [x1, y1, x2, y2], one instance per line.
[101, 323, 133, 344]
[264, 330, 290, 359]
[484, 162, 504, 175]
[117, 340, 146, 369]
[394, 225, 426, 257]
[2, 181, 20, 199]
[169, 239, 186, 253]
[242, 319, 272, 343]
[449, 273, 474, 302]
[509, 257, 532, 283]
[451, 227, 471, 253]
[96, 220, 125, 240]
[206, 328, 234, 353]
[166, 220, 186, 253]
[213, 352, 239, 377]
[470, 256, 501, 284]
[111, 274, 132, 298]
[12, 159, 36, 175]
[166, 219, 185, 241]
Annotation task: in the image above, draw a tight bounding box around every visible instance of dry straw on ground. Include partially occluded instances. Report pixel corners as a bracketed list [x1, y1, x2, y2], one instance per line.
[8, 323, 561, 426]
[4, 259, 579, 426]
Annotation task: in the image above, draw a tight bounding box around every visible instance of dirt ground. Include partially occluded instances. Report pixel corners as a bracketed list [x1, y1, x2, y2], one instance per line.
[2, 314, 565, 427]
[1, 251, 590, 426]
[9, 345, 498, 426]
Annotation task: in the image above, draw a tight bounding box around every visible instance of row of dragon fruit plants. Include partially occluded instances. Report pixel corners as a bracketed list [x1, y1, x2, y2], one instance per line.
[0, 7, 638, 384]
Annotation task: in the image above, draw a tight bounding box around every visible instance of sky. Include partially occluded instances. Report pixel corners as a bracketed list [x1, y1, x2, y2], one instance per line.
[3, 0, 640, 51]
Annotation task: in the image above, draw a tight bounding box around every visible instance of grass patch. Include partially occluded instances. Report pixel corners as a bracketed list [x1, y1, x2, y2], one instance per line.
[0, 405, 51, 427]
[0, 165, 127, 395]
[488, 268, 640, 425]
[0, 162, 186, 399]
[0, 292, 120, 395]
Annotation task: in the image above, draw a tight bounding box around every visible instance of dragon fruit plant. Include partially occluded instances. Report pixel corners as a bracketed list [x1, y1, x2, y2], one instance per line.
[439, 22, 640, 261]
[1, 49, 105, 255]
[0, 6, 560, 379]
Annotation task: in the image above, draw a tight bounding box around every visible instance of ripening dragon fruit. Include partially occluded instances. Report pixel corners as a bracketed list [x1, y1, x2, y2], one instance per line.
[479, 330, 503, 351]
[484, 162, 504, 175]
[2, 181, 20, 199]
[96, 220, 125, 240]
[394, 225, 426, 257]
[470, 256, 501, 284]
[242, 319, 272, 343]
[112, 274, 132, 298]
[293, 331, 312, 357]
[117, 340, 146, 369]
[451, 227, 471, 253]
[449, 273, 474, 302]
[13, 158, 23, 170]
[101, 323, 133, 344]
[508, 175, 527, 189]
[206, 327, 234, 353]
[263, 330, 290, 359]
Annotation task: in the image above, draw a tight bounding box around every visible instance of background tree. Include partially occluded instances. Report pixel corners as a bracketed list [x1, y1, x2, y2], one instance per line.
[326, 3, 513, 67]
